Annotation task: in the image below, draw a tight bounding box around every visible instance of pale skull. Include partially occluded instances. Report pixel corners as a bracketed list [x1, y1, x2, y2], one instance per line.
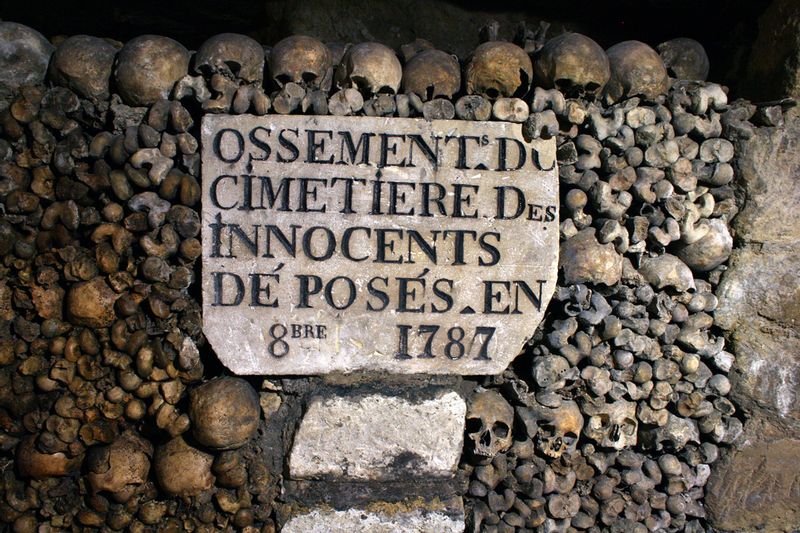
[466, 389, 514, 460]
[269, 35, 332, 90]
[337, 42, 402, 96]
[583, 399, 638, 450]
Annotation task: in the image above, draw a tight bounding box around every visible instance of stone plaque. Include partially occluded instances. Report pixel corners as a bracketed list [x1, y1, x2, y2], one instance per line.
[201, 115, 558, 374]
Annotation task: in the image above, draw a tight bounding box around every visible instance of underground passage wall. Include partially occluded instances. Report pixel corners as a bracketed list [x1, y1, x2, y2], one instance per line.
[0, 1, 799, 532]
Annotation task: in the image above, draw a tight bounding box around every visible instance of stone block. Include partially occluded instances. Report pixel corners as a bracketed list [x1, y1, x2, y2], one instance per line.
[706, 438, 800, 531]
[289, 390, 465, 480]
[283, 501, 464, 533]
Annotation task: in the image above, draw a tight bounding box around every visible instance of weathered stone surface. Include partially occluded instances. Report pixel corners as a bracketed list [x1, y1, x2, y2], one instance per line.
[0, 22, 53, 104]
[743, 0, 800, 101]
[65, 277, 120, 328]
[289, 390, 465, 480]
[716, 246, 800, 422]
[706, 439, 800, 531]
[707, 116, 800, 532]
[201, 115, 558, 374]
[717, 117, 800, 424]
[730, 116, 800, 245]
[283, 501, 464, 533]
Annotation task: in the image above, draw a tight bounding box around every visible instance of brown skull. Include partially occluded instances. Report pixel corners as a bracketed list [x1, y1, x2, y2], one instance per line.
[114, 35, 190, 106]
[525, 400, 584, 459]
[269, 35, 332, 90]
[337, 42, 402, 96]
[657, 38, 709, 81]
[86, 430, 153, 503]
[466, 389, 514, 460]
[533, 33, 610, 96]
[195, 33, 265, 84]
[48, 35, 118, 100]
[465, 41, 532, 99]
[402, 49, 461, 101]
[603, 41, 669, 103]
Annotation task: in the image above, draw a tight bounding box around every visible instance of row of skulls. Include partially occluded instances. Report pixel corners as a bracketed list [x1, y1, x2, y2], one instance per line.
[23, 25, 711, 110]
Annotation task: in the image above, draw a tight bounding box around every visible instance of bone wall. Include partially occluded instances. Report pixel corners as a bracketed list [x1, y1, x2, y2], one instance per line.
[0, 16, 798, 533]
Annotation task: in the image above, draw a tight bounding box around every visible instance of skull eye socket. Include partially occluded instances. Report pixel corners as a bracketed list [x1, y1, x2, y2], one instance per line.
[225, 60, 242, 77]
[350, 75, 370, 92]
[376, 85, 395, 95]
[275, 73, 292, 86]
[465, 417, 483, 433]
[484, 87, 500, 99]
[492, 422, 509, 439]
[562, 432, 578, 446]
[555, 78, 574, 91]
[585, 82, 601, 93]
[512, 69, 530, 98]
[302, 72, 318, 84]
[622, 419, 637, 435]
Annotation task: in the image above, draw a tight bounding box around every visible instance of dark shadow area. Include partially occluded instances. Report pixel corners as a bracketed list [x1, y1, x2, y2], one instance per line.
[0, 0, 776, 101]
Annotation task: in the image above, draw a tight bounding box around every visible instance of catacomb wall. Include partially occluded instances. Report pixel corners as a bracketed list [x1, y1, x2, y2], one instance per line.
[0, 2, 799, 532]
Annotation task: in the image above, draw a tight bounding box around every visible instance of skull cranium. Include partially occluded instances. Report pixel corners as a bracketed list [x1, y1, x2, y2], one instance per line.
[86, 431, 153, 503]
[583, 399, 638, 450]
[465, 389, 514, 461]
[519, 399, 583, 459]
[337, 42, 402, 96]
[533, 32, 610, 96]
[603, 40, 669, 104]
[269, 35, 332, 90]
[194, 33, 265, 84]
[465, 41, 532, 99]
[401, 49, 461, 101]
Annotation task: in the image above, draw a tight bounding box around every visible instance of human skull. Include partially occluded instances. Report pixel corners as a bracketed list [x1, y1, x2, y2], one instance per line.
[466, 41, 533, 99]
[269, 35, 332, 90]
[48, 35, 118, 100]
[657, 38, 709, 81]
[583, 400, 638, 450]
[530, 400, 584, 459]
[337, 42, 402, 96]
[114, 35, 190, 106]
[0, 22, 54, 104]
[401, 49, 461, 101]
[466, 389, 514, 460]
[640, 413, 700, 452]
[86, 430, 153, 503]
[533, 33, 610, 96]
[195, 33, 265, 84]
[603, 41, 669, 104]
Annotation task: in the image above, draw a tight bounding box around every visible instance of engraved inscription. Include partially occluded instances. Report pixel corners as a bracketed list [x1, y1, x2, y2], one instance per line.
[201, 115, 558, 374]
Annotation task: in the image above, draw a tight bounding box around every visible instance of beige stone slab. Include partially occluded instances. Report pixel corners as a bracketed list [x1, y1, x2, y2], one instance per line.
[282, 507, 465, 533]
[288, 390, 465, 480]
[201, 114, 558, 374]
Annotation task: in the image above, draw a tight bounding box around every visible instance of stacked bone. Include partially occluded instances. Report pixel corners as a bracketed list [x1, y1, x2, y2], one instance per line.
[0, 19, 788, 532]
[459, 33, 759, 533]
